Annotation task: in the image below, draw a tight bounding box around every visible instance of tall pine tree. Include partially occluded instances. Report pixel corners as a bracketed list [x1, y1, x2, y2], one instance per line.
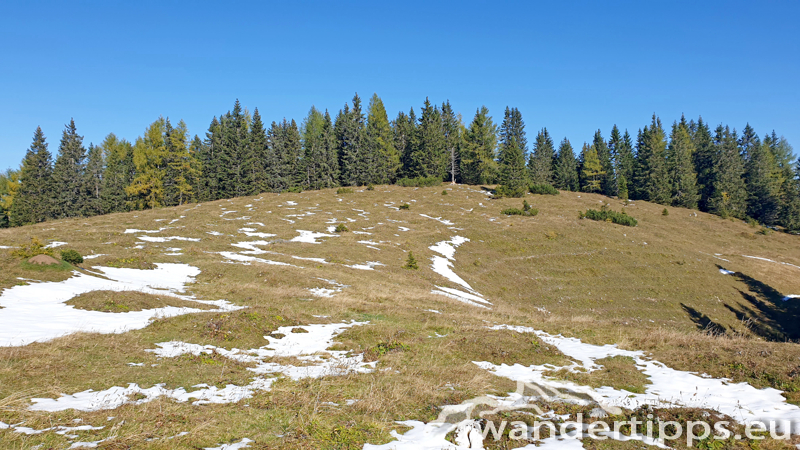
[460, 106, 497, 185]
[708, 126, 748, 218]
[633, 115, 670, 204]
[553, 138, 579, 191]
[667, 121, 699, 209]
[51, 119, 87, 218]
[11, 127, 53, 226]
[99, 133, 134, 213]
[497, 107, 528, 195]
[366, 94, 400, 184]
[529, 128, 555, 185]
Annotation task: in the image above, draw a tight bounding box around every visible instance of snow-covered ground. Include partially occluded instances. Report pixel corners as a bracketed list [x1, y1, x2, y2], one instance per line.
[0, 264, 240, 346]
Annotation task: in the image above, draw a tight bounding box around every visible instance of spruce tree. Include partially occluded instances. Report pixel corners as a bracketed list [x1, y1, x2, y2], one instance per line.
[691, 117, 715, 211]
[163, 119, 195, 206]
[617, 129, 635, 194]
[708, 126, 748, 218]
[497, 107, 528, 195]
[196, 117, 223, 201]
[553, 138, 579, 191]
[267, 119, 304, 191]
[745, 140, 782, 224]
[322, 110, 340, 187]
[441, 101, 462, 184]
[393, 110, 417, 179]
[592, 130, 615, 196]
[10, 127, 53, 226]
[667, 121, 699, 209]
[633, 115, 670, 204]
[460, 106, 497, 185]
[219, 100, 249, 198]
[580, 143, 604, 193]
[243, 108, 267, 195]
[412, 98, 446, 179]
[51, 119, 87, 218]
[528, 128, 555, 185]
[337, 94, 368, 185]
[82, 143, 104, 216]
[99, 133, 133, 213]
[366, 94, 400, 184]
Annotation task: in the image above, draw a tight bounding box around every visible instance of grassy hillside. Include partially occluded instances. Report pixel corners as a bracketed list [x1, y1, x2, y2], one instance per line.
[0, 184, 799, 449]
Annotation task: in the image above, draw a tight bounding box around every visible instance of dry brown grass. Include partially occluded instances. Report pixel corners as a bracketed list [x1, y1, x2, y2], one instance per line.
[66, 290, 215, 312]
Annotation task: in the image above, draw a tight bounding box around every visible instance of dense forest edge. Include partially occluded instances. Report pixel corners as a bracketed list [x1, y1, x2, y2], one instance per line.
[1, 93, 798, 232]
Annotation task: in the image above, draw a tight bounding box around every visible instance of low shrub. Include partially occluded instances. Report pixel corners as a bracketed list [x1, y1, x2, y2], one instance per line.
[502, 200, 538, 216]
[336, 187, 353, 194]
[366, 184, 375, 191]
[11, 237, 54, 259]
[581, 206, 638, 227]
[495, 184, 528, 198]
[399, 203, 410, 210]
[60, 249, 84, 265]
[529, 183, 559, 195]
[335, 224, 349, 233]
[662, 208, 669, 216]
[441, 190, 448, 195]
[404, 252, 419, 270]
[285, 186, 303, 193]
[396, 176, 441, 187]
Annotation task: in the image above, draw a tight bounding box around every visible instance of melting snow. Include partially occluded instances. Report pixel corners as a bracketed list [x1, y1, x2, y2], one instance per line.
[419, 214, 454, 225]
[345, 261, 385, 271]
[138, 236, 200, 242]
[477, 325, 800, 433]
[30, 322, 372, 412]
[205, 438, 254, 450]
[719, 268, 735, 275]
[124, 228, 166, 234]
[238, 228, 276, 238]
[742, 255, 800, 270]
[290, 230, 337, 244]
[45, 241, 68, 248]
[220, 252, 301, 268]
[0, 264, 240, 346]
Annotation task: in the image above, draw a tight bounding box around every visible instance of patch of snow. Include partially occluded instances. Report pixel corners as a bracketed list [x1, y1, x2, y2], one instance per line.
[308, 288, 337, 298]
[719, 268, 735, 275]
[783, 295, 800, 302]
[431, 289, 489, 309]
[124, 228, 166, 234]
[742, 255, 800, 270]
[433, 286, 491, 306]
[230, 241, 270, 254]
[207, 231, 224, 236]
[429, 236, 469, 260]
[45, 241, 68, 248]
[286, 201, 297, 206]
[238, 228, 276, 238]
[138, 236, 200, 242]
[83, 254, 105, 260]
[0, 264, 241, 346]
[345, 261, 385, 271]
[204, 438, 254, 450]
[419, 214, 454, 225]
[425, 309, 441, 314]
[290, 230, 337, 244]
[478, 325, 800, 434]
[352, 231, 372, 235]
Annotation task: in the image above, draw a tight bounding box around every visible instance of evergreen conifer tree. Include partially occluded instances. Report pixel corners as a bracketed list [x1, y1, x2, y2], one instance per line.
[393, 110, 417, 179]
[634, 115, 670, 204]
[745, 139, 782, 224]
[460, 106, 497, 185]
[337, 94, 368, 185]
[592, 130, 615, 196]
[412, 98, 446, 179]
[441, 101, 462, 184]
[691, 117, 715, 211]
[51, 119, 87, 218]
[11, 127, 53, 226]
[667, 121, 699, 209]
[708, 126, 748, 218]
[497, 107, 528, 195]
[243, 108, 267, 195]
[366, 94, 400, 184]
[528, 128, 555, 185]
[99, 133, 134, 213]
[553, 138, 579, 191]
[82, 143, 104, 216]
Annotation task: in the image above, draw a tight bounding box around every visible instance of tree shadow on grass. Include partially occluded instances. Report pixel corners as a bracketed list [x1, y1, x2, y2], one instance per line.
[715, 265, 800, 342]
[681, 303, 727, 334]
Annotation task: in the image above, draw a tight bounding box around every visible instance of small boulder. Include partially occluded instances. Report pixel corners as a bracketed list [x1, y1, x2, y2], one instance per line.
[28, 254, 60, 265]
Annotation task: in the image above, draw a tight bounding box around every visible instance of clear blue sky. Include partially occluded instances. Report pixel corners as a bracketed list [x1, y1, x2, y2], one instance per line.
[1, 0, 798, 168]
